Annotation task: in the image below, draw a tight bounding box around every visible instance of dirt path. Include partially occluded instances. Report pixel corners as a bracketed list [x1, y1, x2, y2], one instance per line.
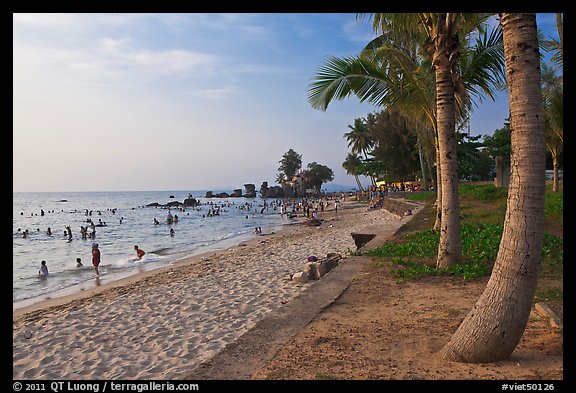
[253, 262, 563, 380]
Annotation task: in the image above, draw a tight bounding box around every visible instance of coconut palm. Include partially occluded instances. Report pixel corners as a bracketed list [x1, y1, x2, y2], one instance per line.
[308, 13, 505, 268]
[342, 153, 365, 191]
[344, 117, 376, 185]
[344, 118, 372, 158]
[541, 13, 563, 71]
[440, 13, 547, 362]
[541, 62, 563, 192]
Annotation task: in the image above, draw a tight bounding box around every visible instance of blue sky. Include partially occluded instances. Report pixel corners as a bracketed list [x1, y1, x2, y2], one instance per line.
[13, 13, 560, 192]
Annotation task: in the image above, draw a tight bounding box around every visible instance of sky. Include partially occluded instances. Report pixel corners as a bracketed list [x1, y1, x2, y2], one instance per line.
[13, 13, 560, 192]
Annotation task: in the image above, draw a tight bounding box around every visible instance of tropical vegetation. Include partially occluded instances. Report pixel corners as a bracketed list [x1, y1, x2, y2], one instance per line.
[308, 12, 562, 364]
[276, 148, 334, 197]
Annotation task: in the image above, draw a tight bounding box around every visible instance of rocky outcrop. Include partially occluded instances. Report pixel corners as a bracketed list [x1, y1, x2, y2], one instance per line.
[244, 184, 256, 198]
[183, 196, 200, 206]
[265, 186, 284, 198]
[259, 182, 269, 198]
[205, 191, 230, 198]
[147, 194, 200, 208]
[203, 182, 285, 198]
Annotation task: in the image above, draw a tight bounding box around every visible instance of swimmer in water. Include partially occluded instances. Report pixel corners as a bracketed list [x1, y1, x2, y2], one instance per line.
[134, 245, 145, 260]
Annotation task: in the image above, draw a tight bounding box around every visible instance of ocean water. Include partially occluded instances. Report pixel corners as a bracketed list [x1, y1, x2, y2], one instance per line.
[13, 191, 289, 310]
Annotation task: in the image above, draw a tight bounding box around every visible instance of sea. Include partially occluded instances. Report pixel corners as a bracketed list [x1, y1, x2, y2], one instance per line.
[13, 190, 291, 311]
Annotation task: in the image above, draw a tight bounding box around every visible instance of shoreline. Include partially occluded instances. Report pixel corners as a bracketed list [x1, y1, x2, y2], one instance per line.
[12, 209, 293, 315]
[13, 201, 406, 380]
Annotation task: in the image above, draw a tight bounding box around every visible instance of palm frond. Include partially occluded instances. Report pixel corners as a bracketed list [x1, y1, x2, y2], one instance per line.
[459, 24, 506, 107]
[308, 55, 395, 110]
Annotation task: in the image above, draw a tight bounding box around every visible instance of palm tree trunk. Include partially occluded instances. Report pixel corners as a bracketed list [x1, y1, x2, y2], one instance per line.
[354, 175, 364, 192]
[556, 13, 563, 55]
[435, 56, 461, 268]
[362, 150, 377, 187]
[427, 156, 436, 194]
[433, 134, 442, 231]
[440, 13, 546, 362]
[418, 144, 428, 190]
[552, 149, 559, 192]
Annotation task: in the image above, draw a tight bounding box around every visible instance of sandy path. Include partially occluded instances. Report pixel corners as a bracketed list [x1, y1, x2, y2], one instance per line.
[13, 202, 403, 380]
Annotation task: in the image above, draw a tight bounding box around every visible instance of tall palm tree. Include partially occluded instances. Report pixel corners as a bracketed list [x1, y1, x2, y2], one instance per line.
[541, 62, 563, 192]
[421, 13, 468, 268]
[344, 118, 374, 159]
[440, 13, 546, 362]
[342, 153, 365, 191]
[344, 117, 376, 185]
[309, 13, 504, 268]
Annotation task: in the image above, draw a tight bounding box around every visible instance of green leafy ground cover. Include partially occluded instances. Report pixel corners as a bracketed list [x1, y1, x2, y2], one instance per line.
[365, 183, 563, 306]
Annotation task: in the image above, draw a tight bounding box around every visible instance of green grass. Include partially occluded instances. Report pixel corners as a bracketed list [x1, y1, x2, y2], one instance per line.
[459, 183, 508, 202]
[544, 182, 563, 215]
[403, 190, 436, 203]
[367, 183, 563, 282]
[540, 233, 563, 279]
[534, 286, 563, 303]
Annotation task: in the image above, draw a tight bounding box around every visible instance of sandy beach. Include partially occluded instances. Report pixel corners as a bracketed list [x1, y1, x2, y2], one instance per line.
[13, 201, 406, 380]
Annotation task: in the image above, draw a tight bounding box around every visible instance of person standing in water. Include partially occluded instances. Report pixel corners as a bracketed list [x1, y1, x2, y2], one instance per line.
[92, 243, 101, 275]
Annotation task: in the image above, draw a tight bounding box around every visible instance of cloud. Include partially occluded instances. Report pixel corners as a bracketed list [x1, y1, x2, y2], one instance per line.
[13, 37, 218, 91]
[98, 38, 216, 76]
[182, 86, 236, 100]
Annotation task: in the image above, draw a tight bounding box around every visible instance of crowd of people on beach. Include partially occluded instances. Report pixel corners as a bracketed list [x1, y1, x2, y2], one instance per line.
[18, 194, 350, 281]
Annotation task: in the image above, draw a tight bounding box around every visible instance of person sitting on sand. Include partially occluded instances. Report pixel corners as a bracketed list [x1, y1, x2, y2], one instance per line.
[39, 260, 49, 276]
[134, 245, 145, 260]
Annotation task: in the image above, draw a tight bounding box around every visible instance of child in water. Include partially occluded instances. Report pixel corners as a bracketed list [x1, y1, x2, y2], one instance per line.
[39, 260, 49, 276]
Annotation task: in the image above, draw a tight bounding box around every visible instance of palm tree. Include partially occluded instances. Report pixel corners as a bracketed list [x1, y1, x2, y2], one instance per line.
[309, 13, 504, 268]
[344, 117, 376, 185]
[440, 13, 546, 362]
[541, 32, 563, 192]
[342, 153, 365, 191]
[421, 13, 469, 268]
[541, 63, 563, 192]
[541, 13, 562, 71]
